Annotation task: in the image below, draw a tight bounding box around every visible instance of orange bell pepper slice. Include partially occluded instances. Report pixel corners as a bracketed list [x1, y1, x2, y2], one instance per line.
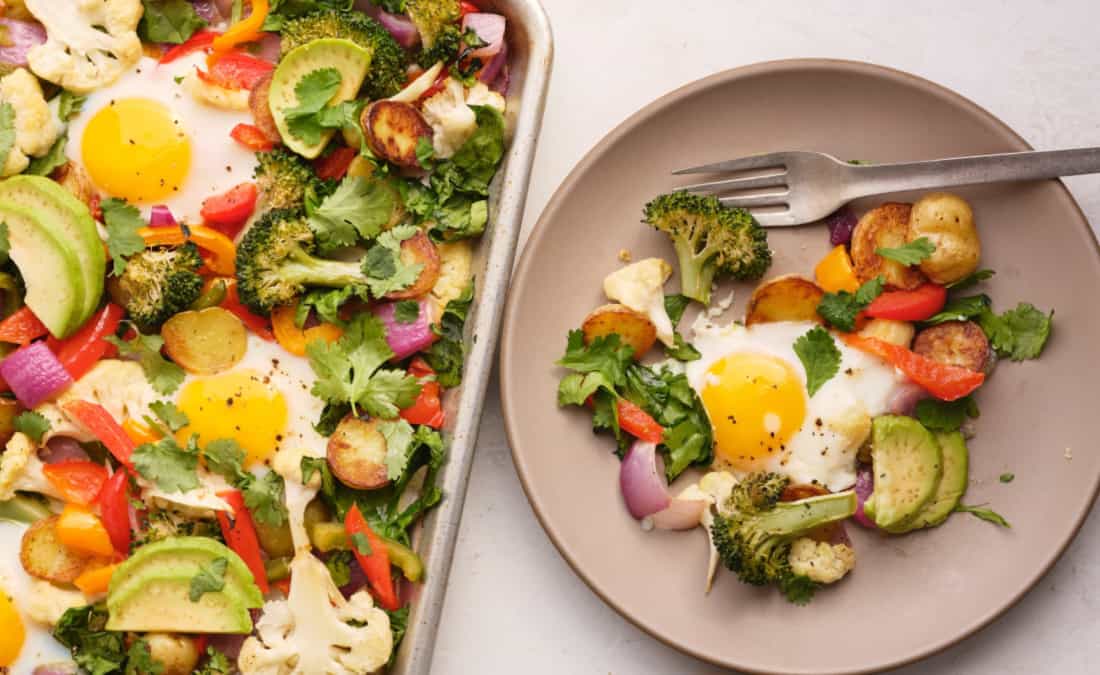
[139, 225, 236, 276]
[42, 461, 109, 506]
[74, 562, 120, 595]
[211, 0, 269, 58]
[122, 418, 162, 445]
[843, 334, 985, 401]
[815, 245, 860, 294]
[271, 302, 344, 356]
[56, 503, 116, 557]
[0, 591, 24, 667]
[0, 306, 49, 344]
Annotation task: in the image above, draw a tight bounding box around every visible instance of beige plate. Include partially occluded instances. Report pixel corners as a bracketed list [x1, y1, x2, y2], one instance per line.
[500, 59, 1100, 674]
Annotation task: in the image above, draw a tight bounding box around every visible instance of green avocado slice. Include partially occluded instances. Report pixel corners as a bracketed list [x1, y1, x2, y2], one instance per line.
[907, 431, 970, 530]
[864, 415, 944, 533]
[109, 536, 263, 607]
[106, 566, 256, 634]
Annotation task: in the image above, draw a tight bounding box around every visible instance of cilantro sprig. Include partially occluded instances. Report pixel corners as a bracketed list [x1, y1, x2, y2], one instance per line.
[793, 327, 841, 397]
[875, 237, 935, 265]
[816, 276, 884, 332]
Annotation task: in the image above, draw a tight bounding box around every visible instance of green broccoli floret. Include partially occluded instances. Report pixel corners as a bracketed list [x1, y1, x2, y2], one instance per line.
[406, 0, 461, 49]
[280, 9, 407, 99]
[235, 209, 370, 314]
[114, 243, 203, 332]
[414, 23, 461, 68]
[710, 472, 857, 604]
[254, 148, 334, 211]
[643, 191, 771, 305]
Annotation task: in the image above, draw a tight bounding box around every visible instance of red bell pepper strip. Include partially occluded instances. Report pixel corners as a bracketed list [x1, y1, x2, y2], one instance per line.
[61, 400, 136, 470]
[400, 358, 445, 428]
[0, 307, 49, 344]
[43, 461, 109, 505]
[98, 470, 132, 555]
[865, 283, 947, 322]
[201, 182, 258, 236]
[459, 1, 481, 15]
[843, 334, 985, 401]
[230, 123, 275, 152]
[220, 279, 275, 341]
[216, 490, 270, 594]
[159, 29, 221, 64]
[197, 51, 273, 90]
[314, 147, 357, 181]
[617, 399, 663, 443]
[49, 303, 124, 380]
[345, 505, 400, 611]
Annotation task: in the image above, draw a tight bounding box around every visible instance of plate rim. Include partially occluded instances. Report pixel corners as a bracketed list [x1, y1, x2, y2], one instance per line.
[500, 57, 1100, 674]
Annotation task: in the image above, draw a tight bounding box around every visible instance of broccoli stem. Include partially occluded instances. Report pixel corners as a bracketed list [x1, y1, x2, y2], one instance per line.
[281, 248, 367, 289]
[754, 491, 857, 536]
[673, 237, 718, 305]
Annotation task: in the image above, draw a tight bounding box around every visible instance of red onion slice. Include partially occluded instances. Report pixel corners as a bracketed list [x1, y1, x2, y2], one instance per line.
[825, 207, 858, 246]
[620, 441, 670, 519]
[355, 1, 420, 48]
[888, 382, 929, 416]
[41, 436, 91, 464]
[372, 299, 436, 361]
[148, 204, 178, 228]
[190, 0, 223, 23]
[462, 13, 505, 60]
[0, 341, 73, 408]
[853, 464, 876, 529]
[478, 41, 507, 85]
[253, 32, 282, 62]
[650, 497, 706, 530]
[0, 18, 46, 68]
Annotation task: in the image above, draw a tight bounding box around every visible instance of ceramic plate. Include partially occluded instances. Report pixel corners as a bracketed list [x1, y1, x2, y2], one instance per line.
[500, 59, 1100, 674]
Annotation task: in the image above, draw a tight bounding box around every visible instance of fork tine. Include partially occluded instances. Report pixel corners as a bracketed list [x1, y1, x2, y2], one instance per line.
[672, 152, 788, 175]
[747, 209, 798, 227]
[681, 172, 787, 194]
[717, 192, 788, 208]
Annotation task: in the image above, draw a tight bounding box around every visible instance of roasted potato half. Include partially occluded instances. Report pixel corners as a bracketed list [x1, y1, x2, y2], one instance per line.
[145, 634, 201, 675]
[582, 303, 657, 358]
[249, 73, 281, 143]
[20, 516, 88, 583]
[745, 274, 825, 326]
[912, 320, 990, 372]
[857, 318, 915, 348]
[162, 307, 248, 375]
[51, 161, 97, 211]
[362, 100, 432, 168]
[386, 231, 441, 300]
[908, 192, 981, 285]
[850, 203, 926, 290]
[327, 415, 389, 490]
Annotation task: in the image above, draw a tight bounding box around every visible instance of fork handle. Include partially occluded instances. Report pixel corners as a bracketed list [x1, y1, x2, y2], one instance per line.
[845, 147, 1100, 198]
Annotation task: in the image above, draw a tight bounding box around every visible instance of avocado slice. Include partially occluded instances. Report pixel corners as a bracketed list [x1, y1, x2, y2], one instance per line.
[907, 431, 969, 530]
[0, 200, 83, 336]
[106, 566, 256, 634]
[109, 536, 263, 607]
[863, 415, 944, 533]
[0, 176, 104, 326]
[269, 38, 373, 159]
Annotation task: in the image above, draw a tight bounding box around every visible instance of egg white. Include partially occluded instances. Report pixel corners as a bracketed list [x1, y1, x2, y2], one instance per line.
[67, 54, 258, 223]
[686, 319, 909, 491]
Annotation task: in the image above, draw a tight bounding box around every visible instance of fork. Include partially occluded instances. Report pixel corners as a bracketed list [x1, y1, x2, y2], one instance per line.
[674, 148, 1100, 227]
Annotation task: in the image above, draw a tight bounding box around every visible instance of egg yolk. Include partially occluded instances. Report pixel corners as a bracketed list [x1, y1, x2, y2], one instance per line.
[0, 590, 24, 667]
[700, 352, 806, 471]
[81, 98, 191, 204]
[176, 370, 287, 466]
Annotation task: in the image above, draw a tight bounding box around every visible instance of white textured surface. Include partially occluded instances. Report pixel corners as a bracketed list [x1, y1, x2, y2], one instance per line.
[434, 1, 1100, 673]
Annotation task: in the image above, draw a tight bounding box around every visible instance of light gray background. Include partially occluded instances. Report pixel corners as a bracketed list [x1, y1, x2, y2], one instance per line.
[434, 1, 1100, 673]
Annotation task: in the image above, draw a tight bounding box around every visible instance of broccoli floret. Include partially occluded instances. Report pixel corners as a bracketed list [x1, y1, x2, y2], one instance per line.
[235, 208, 369, 314]
[405, 0, 461, 49]
[414, 23, 461, 68]
[710, 472, 856, 604]
[280, 9, 407, 99]
[114, 243, 203, 332]
[254, 147, 333, 211]
[643, 191, 771, 305]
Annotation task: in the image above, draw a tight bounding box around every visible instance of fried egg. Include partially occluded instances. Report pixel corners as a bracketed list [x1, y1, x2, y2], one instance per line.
[67, 54, 258, 222]
[685, 319, 908, 491]
[174, 334, 327, 468]
[0, 522, 74, 672]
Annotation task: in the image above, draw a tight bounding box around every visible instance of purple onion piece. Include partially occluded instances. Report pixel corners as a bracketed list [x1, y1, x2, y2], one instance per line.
[0, 18, 46, 68]
[41, 436, 91, 464]
[372, 299, 435, 361]
[33, 665, 79, 675]
[0, 341, 73, 408]
[355, 0, 420, 48]
[825, 206, 858, 246]
[853, 464, 876, 529]
[490, 62, 510, 95]
[148, 204, 178, 228]
[253, 32, 282, 63]
[190, 0, 223, 23]
[479, 41, 507, 85]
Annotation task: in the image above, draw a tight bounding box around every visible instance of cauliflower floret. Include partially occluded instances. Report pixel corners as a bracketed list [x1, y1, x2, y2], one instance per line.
[143, 470, 234, 514]
[238, 552, 393, 675]
[603, 258, 676, 347]
[465, 81, 506, 113]
[1, 145, 28, 177]
[789, 538, 856, 584]
[431, 240, 473, 308]
[25, 0, 143, 94]
[679, 471, 737, 593]
[25, 578, 86, 624]
[37, 360, 157, 443]
[0, 67, 63, 176]
[0, 432, 62, 500]
[421, 77, 476, 159]
[182, 70, 250, 111]
[271, 446, 323, 553]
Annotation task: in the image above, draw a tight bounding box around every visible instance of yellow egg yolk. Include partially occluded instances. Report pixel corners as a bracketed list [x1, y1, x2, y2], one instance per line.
[0, 589, 24, 667]
[81, 98, 191, 204]
[700, 352, 806, 471]
[176, 370, 287, 466]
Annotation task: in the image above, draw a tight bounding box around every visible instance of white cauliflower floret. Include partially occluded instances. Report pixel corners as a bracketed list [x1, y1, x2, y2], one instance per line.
[465, 81, 505, 113]
[431, 240, 473, 308]
[679, 471, 736, 593]
[421, 77, 476, 159]
[25, 0, 143, 94]
[603, 258, 676, 347]
[238, 552, 393, 675]
[25, 578, 87, 624]
[270, 446, 323, 553]
[0, 68, 63, 176]
[142, 470, 233, 514]
[789, 538, 856, 584]
[37, 360, 157, 443]
[182, 70, 250, 111]
[0, 432, 62, 500]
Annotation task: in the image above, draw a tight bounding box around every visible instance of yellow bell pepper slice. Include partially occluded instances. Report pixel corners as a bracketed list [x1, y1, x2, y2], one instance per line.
[815, 245, 861, 293]
[211, 0, 270, 57]
[0, 590, 24, 667]
[122, 418, 162, 445]
[74, 562, 120, 596]
[56, 503, 116, 558]
[272, 302, 344, 356]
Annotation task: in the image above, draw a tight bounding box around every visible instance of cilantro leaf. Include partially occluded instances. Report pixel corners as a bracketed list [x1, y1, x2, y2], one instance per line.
[915, 396, 978, 432]
[149, 401, 189, 432]
[203, 438, 247, 482]
[379, 419, 417, 480]
[283, 68, 342, 145]
[13, 410, 49, 443]
[424, 282, 473, 386]
[946, 268, 995, 290]
[106, 328, 185, 395]
[664, 294, 692, 325]
[357, 369, 423, 419]
[557, 330, 634, 390]
[662, 293, 700, 361]
[308, 176, 396, 253]
[978, 302, 1053, 361]
[954, 503, 1011, 528]
[1000, 473, 1015, 483]
[816, 276, 884, 331]
[924, 294, 990, 326]
[324, 549, 353, 587]
[301, 455, 335, 495]
[361, 225, 424, 297]
[188, 557, 228, 601]
[195, 647, 233, 675]
[875, 237, 935, 266]
[242, 471, 287, 527]
[350, 531, 372, 555]
[0, 103, 15, 175]
[132, 437, 200, 493]
[793, 327, 841, 396]
[58, 91, 87, 121]
[124, 638, 163, 675]
[394, 300, 420, 324]
[416, 136, 435, 169]
[101, 199, 147, 276]
[139, 0, 206, 44]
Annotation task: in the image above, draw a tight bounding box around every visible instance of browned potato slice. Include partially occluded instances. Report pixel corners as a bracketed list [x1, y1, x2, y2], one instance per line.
[857, 318, 915, 348]
[0, 397, 21, 447]
[51, 161, 97, 211]
[249, 73, 282, 143]
[327, 415, 389, 490]
[582, 303, 657, 358]
[908, 192, 981, 284]
[162, 307, 247, 375]
[912, 320, 990, 372]
[145, 633, 201, 675]
[362, 100, 432, 168]
[745, 274, 825, 326]
[850, 203, 926, 290]
[20, 516, 88, 583]
[386, 231, 441, 300]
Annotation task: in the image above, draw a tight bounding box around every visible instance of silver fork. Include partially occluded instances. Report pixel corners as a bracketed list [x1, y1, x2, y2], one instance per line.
[674, 148, 1100, 227]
